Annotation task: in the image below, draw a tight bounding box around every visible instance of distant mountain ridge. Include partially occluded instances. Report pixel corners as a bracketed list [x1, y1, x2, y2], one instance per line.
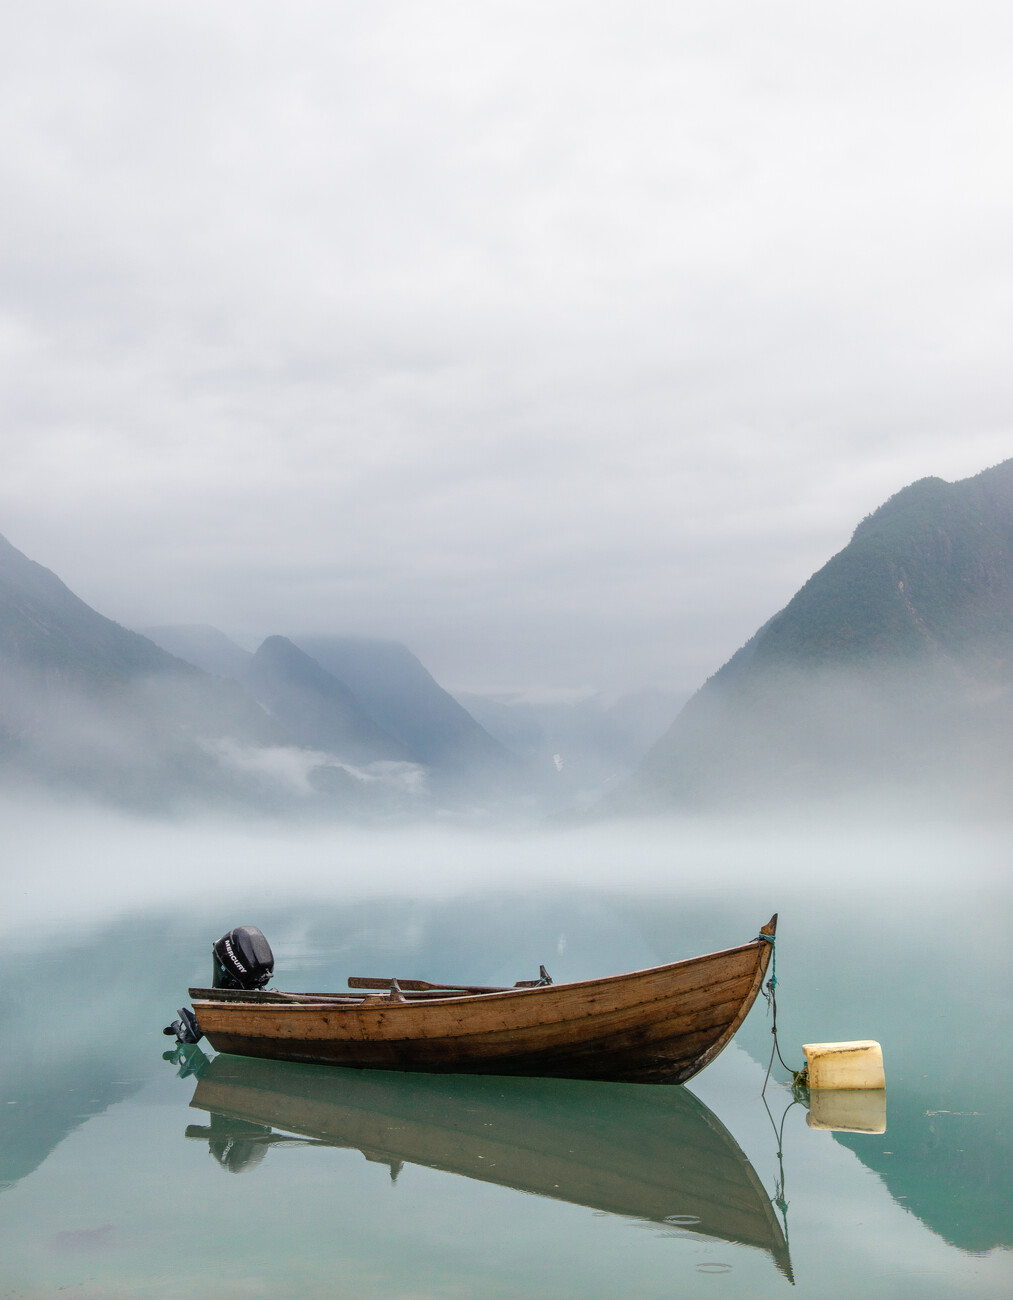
[631, 460, 1013, 814]
[143, 623, 676, 807]
[0, 532, 288, 809]
[0, 532, 184, 688]
[10, 457, 1011, 818]
[244, 636, 411, 766]
[0, 533, 518, 813]
[143, 624, 516, 793]
[293, 636, 520, 797]
[142, 624, 253, 680]
[733, 461, 1013, 672]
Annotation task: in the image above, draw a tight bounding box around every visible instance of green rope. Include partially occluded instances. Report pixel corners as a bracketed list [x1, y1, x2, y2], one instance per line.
[757, 932, 795, 1092]
[756, 932, 776, 990]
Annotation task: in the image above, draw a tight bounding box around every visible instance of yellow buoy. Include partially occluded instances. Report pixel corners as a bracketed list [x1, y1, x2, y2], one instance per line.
[802, 1040, 885, 1090]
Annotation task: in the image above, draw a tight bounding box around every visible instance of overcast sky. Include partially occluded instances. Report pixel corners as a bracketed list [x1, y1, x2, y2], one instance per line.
[1, 1, 1011, 695]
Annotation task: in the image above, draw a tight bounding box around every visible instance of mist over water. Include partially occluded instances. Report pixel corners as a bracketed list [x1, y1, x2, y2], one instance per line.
[4, 796, 1008, 936]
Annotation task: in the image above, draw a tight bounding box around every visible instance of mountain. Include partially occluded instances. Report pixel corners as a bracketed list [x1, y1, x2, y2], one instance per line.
[0, 534, 337, 811]
[143, 625, 520, 801]
[0, 531, 185, 690]
[244, 636, 412, 766]
[0, 533, 423, 806]
[0, 532, 519, 814]
[629, 460, 1013, 814]
[293, 636, 516, 786]
[143, 624, 253, 680]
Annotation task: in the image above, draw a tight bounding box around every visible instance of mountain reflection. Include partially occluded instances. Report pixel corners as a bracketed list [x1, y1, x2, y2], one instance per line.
[184, 1052, 794, 1282]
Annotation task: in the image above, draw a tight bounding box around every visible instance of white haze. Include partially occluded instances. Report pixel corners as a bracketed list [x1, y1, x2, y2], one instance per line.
[634, 657, 1013, 819]
[204, 739, 428, 799]
[2, 799, 1007, 943]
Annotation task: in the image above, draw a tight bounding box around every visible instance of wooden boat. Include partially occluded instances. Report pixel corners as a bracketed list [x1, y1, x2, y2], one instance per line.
[185, 1053, 793, 1281]
[188, 914, 776, 1084]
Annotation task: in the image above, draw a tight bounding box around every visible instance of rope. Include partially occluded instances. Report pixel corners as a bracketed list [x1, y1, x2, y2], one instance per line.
[756, 931, 776, 990]
[755, 932, 804, 1260]
[757, 933, 795, 1094]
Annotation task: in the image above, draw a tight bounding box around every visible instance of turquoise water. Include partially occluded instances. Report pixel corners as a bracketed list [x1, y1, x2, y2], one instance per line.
[1, 812, 1010, 1297]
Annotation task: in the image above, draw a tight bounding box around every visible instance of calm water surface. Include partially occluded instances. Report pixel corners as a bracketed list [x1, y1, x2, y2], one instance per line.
[1, 811, 1010, 1298]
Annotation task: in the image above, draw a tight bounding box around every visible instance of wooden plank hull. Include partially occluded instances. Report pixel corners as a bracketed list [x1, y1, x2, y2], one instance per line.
[192, 916, 776, 1084]
[186, 1054, 792, 1281]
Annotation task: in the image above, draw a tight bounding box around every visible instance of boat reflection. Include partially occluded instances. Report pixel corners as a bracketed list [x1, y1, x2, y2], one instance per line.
[185, 1052, 793, 1282]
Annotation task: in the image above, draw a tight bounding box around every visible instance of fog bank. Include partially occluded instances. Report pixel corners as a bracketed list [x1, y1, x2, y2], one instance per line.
[3, 798, 1007, 941]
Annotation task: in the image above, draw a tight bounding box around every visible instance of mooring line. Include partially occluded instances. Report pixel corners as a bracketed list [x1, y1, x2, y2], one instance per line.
[757, 934, 797, 1094]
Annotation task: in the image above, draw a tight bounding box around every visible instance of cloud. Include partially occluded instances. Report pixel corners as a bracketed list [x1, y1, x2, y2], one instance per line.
[1, 1, 1011, 691]
[206, 738, 428, 800]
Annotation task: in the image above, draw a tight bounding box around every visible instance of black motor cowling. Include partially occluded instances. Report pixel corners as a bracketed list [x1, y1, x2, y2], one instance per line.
[212, 926, 274, 991]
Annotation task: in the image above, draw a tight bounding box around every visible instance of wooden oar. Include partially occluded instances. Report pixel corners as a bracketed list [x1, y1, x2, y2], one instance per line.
[187, 985, 496, 1005]
[348, 976, 509, 994]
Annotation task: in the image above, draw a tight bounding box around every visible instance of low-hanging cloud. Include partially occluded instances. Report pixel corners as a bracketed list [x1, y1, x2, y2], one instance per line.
[1, 1, 1011, 694]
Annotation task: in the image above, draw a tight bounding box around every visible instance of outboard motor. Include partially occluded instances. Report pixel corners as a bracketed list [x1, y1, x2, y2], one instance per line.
[164, 925, 275, 1047]
[212, 925, 274, 991]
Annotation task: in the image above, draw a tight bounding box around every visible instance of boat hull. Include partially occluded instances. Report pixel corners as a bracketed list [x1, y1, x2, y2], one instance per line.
[192, 916, 776, 1084]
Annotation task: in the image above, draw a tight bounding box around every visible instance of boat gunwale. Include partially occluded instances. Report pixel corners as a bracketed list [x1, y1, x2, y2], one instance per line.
[190, 927, 774, 1014]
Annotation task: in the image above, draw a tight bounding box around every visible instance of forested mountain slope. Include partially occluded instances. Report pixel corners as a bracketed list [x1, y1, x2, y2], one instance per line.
[631, 460, 1013, 814]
